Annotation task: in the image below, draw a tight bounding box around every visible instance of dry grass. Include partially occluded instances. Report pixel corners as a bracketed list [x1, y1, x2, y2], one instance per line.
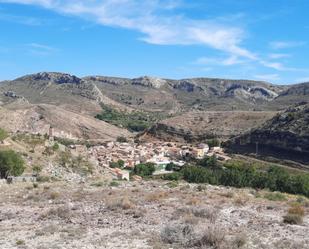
[196, 225, 226, 249]
[283, 204, 305, 225]
[146, 191, 168, 202]
[219, 191, 234, 198]
[233, 196, 248, 206]
[106, 196, 135, 210]
[231, 233, 247, 248]
[186, 197, 201, 206]
[49, 191, 61, 200]
[192, 207, 218, 223]
[40, 206, 72, 220]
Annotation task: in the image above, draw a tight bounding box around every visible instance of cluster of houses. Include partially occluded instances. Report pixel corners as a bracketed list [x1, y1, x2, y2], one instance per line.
[88, 141, 228, 180]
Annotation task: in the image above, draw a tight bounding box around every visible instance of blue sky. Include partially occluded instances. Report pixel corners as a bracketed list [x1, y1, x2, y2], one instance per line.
[0, 0, 308, 84]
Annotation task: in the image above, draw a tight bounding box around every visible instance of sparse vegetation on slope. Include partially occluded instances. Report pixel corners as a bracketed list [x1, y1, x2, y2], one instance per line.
[95, 104, 164, 132]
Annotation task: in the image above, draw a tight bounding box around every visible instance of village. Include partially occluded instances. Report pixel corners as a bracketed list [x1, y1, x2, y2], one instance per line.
[87, 140, 230, 181]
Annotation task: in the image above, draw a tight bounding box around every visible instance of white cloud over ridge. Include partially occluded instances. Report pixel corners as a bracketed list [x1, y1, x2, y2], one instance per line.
[0, 0, 298, 72]
[0, 0, 253, 58]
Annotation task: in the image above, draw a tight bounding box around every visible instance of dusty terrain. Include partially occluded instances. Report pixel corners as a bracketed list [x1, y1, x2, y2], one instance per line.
[0, 104, 131, 141]
[0, 180, 308, 249]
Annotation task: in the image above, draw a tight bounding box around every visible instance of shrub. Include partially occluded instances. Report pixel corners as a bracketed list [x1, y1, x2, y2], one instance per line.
[49, 192, 60, 200]
[16, 240, 25, 246]
[283, 204, 305, 225]
[116, 136, 128, 143]
[232, 233, 247, 248]
[207, 138, 220, 148]
[166, 181, 178, 188]
[133, 162, 155, 177]
[106, 196, 134, 210]
[165, 162, 176, 171]
[32, 164, 42, 176]
[288, 205, 305, 216]
[192, 207, 218, 223]
[162, 172, 181, 181]
[198, 155, 218, 169]
[264, 192, 287, 201]
[110, 160, 125, 169]
[196, 225, 225, 248]
[109, 181, 120, 187]
[160, 224, 195, 246]
[283, 214, 303, 225]
[52, 143, 59, 151]
[0, 128, 8, 142]
[0, 150, 25, 178]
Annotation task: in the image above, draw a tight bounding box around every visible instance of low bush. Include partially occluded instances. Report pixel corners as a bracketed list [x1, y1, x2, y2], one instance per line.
[162, 172, 181, 181]
[283, 214, 303, 225]
[196, 225, 225, 249]
[264, 192, 287, 201]
[160, 224, 195, 246]
[133, 162, 155, 177]
[283, 204, 305, 225]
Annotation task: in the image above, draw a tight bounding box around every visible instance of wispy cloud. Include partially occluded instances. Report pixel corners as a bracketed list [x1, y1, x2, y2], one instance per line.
[268, 53, 291, 59]
[0, 0, 304, 73]
[270, 41, 306, 49]
[0, 0, 255, 60]
[196, 55, 245, 66]
[26, 42, 58, 55]
[0, 12, 44, 25]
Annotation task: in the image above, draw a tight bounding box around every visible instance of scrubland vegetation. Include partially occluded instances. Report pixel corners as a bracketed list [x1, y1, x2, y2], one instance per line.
[95, 104, 163, 132]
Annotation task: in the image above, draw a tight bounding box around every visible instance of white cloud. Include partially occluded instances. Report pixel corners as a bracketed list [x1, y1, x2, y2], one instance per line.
[26, 43, 58, 55]
[270, 41, 306, 49]
[196, 55, 245, 66]
[0, 0, 255, 60]
[1, 0, 303, 73]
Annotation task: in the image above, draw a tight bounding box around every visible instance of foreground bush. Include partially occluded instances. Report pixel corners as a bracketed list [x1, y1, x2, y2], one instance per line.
[0, 150, 25, 178]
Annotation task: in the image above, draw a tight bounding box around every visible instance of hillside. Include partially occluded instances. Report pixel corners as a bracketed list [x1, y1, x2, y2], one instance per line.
[144, 111, 276, 142]
[1, 72, 309, 143]
[227, 103, 309, 165]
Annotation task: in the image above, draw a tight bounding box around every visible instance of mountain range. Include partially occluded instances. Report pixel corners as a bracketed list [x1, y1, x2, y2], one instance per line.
[0, 72, 308, 164]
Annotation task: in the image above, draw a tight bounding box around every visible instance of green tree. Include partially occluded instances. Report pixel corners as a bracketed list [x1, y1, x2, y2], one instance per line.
[198, 155, 218, 169]
[165, 162, 176, 171]
[133, 162, 156, 177]
[0, 128, 8, 143]
[0, 150, 25, 178]
[109, 159, 125, 169]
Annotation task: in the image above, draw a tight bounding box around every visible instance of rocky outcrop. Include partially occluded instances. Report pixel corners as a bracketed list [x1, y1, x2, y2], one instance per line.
[131, 76, 167, 89]
[227, 103, 309, 164]
[17, 72, 81, 84]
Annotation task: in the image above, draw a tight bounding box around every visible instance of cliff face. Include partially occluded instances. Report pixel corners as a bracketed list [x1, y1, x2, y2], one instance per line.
[227, 103, 309, 164]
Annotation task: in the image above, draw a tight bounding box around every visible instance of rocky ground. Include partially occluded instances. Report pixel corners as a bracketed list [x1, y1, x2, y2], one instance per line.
[0, 179, 308, 249]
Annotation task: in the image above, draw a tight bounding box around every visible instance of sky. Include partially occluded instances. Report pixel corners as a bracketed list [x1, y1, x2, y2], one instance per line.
[0, 0, 308, 84]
